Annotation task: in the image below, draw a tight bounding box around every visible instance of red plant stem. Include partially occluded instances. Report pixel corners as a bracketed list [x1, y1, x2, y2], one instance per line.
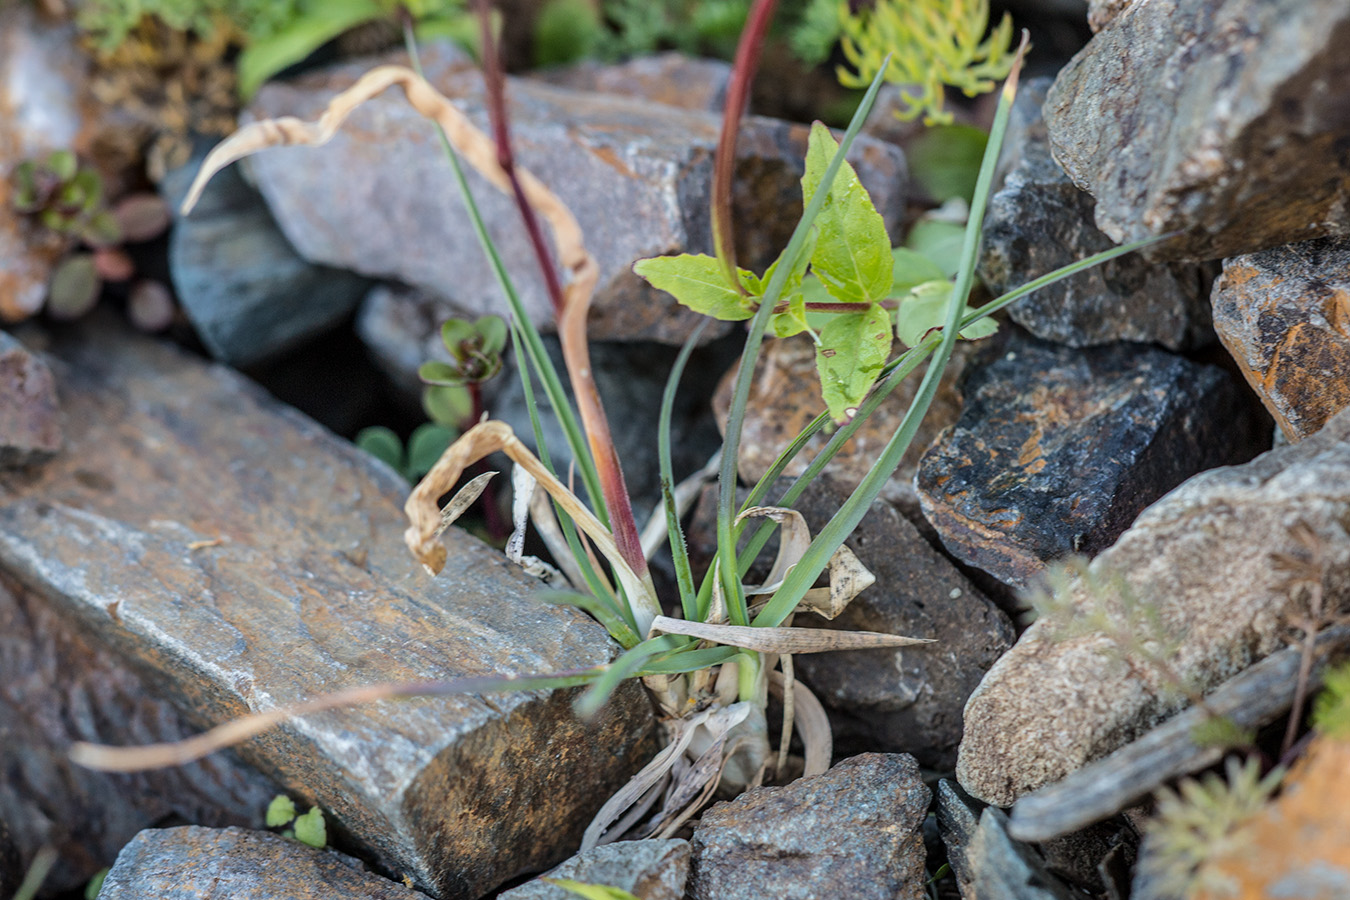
[711, 0, 780, 291]
[472, 0, 648, 579]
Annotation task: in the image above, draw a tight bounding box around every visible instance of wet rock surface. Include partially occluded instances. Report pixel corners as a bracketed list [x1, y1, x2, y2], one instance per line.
[499, 839, 689, 900]
[687, 753, 929, 900]
[980, 78, 1214, 350]
[0, 572, 279, 893]
[0, 330, 61, 466]
[244, 45, 906, 344]
[715, 337, 974, 526]
[1044, 0, 1350, 261]
[916, 331, 1260, 590]
[785, 477, 1014, 770]
[160, 140, 373, 367]
[957, 404, 1350, 806]
[0, 320, 655, 899]
[1212, 235, 1350, 442]
[99, 826, 427, 899]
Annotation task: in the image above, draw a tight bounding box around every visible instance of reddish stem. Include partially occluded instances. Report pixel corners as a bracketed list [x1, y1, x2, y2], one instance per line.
[711, 0, 780, 291]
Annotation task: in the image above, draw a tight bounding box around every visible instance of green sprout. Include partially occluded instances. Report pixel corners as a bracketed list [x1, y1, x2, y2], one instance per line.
[264, 793, 328, 849]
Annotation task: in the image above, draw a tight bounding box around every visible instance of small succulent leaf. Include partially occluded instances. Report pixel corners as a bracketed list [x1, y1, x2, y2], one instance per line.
[39, 208, 66, 232]
[423, 384, 473, 426]
[889, 246, 948, 296]
[440, 317, 477, 358]
[11, 162, 40, 211]
[355, 426, 405, 472]
[418, 360, 468, 386]
[801, 122, 892, 305]
[633, 253, 755, 321]
[406, 424, 458, 479]
[265, 794, 297, 827]
[46, 253, 102, 319]
[474, 315, 508, 356]
[292, 806, 326, 849]
[815, 302, 891, 422]
[541, 878, 641, 900]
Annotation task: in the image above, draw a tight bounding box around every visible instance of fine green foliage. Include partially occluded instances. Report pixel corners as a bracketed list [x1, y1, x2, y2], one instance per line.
[1312, 661, 1350, 738]
[9, 150, 120, 247]
[75, 0, 300, 54]
[838, 0, 1015, 126]
[265, 793, 328, 849]
[265, 793, 298, 827]
[543, 878, 642, 900]
[1143, 757, 1282, 899]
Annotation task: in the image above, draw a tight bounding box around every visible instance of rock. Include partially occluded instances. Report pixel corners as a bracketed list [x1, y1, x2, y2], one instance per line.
[956, 404, 1350, 806]
[0, 330, 60, 466]
[532, 52, 730, 112]
[0, 573, 280, 893]
[916, 331, 1260, 590]
[99, 826, 427, 899]
[713, 337, 975, 528]
[499, 839, 689, 900]
[160, 139, 373, 368]
[358, 283, 734, 511]
[980, 78, 1215, 350]
[936, 780, 1081, 900]
[0, 320, 655, 899]
[687, 753, 929, 900]
[1212, 236, 1350, 442]
[1087, 0, 1133, 31]
[244, 46, 906, 344]
[1044, 0, 1350, 262]
[783, 477, 1014, 770]
[0, 5, 90, 320]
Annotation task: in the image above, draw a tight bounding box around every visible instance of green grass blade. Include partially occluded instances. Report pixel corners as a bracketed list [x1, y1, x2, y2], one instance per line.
[754, 53, 1022, 629]
[638, 645, 742, 675]
[574, 635, 684, 717]
[715, 55, 894, 628]
[659, 321, 709, 621]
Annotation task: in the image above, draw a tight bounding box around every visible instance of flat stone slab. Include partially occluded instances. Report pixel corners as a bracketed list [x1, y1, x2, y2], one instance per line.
[499, 839, 689, 900]
[687, 753, 929, 900]
[980, 78, 1214, 350]
[1044, 0, 1350, 261]
[244, 46, 906, 344]
[0, 571, 279, 893]
[0, 330, 61, 466]
[99, 826, 427, 899]
[916, 332, 1258, 589]
[1213, 235, 1350, 442]
[531, 52, 730, 112]
[0, 321, 654, 899]
[957, 404, 1350, 806]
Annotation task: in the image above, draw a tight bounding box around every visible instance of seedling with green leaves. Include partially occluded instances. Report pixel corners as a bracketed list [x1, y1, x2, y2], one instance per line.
[71, 0, 1159, 851]
[265, 793, 329, 849]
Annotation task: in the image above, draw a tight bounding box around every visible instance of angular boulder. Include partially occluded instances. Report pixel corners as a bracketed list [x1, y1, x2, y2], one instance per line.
[1212, 235, 1350, 442]
[498, 839, 689, 900]
[244, 47, 906, 344]
[1045, 0, 1350, 261]
[957, 405, 1350, 806]
[0, 321, 654, 898]
[0, 330, 61, 466]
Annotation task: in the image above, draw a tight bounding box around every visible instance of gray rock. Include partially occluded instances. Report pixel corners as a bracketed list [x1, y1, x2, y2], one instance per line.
[499, 839, 689, 900]
[0, 330, 60, 466]
[1044, 0, 1350, 262]
[957, 404, 1350, 806]
[916, 331, 1260, 590]
[0, 320, 655, 899]
[785, 477, 1014, 771]
[99, 826, 427, 899]
[244, 46, 906, 344]
[937, 780, 1080, 900]
[0, 573, 280, 893]
[981, 78, 1214, 350]
[1212, 235, 1350, 442]
[531, 52, 730, 112]
[161, 140, 373, 367]
[0, 5, 90, 320]
[1087, 0, 1133, 31]
[687, 753, 929, 900]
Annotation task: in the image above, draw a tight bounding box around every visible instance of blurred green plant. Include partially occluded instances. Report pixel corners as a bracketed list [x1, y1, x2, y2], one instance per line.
[837, 0, 1015, 125]
[264, 793, 328, 849]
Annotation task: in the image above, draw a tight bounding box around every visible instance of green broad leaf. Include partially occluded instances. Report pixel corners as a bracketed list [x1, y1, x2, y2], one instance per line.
[801, 122, 892, 305]
[265, 794, 297, 828]
[293, 806, 327, 849]
[423, 383, 473, 427]
[633, 254, 755, 321]
[84, 867, 108, 900]
[355, 426, 404, 472]
[748, 231, 817, 338]
[419, 360, 467, 386]
[236, 0, 382, 99]
[415, 11, 486, 59]
[406, 423, 457, 478]
[47, 150, 77, 182]
[541, 877, 641, 900]
[905, 219, 966, 279]
[815, 303, 891, 423]
[908, 125, 989, 204]
[895, 280, 997, 348]
[889, 246, 947, 296]
[475, 315, 508, 356]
